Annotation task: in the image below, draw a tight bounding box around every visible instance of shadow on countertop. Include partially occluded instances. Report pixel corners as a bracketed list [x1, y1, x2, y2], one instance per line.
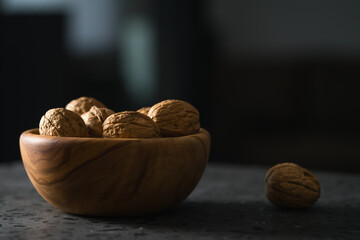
[84, 201, 360, 239]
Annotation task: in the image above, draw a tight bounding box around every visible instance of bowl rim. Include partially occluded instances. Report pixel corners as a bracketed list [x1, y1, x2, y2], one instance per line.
[21, 128, 210, 142]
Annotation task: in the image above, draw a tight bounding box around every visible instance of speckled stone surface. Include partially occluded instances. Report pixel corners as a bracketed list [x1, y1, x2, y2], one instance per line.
[1, 162, 360, 240]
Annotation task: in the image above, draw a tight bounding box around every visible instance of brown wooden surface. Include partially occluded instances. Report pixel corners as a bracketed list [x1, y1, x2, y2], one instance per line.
[19, 128, 211, 216]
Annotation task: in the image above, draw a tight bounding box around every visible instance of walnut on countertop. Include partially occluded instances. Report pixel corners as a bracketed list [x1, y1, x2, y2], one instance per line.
[39, 108, 88, 137]
[81, 106, 115, 137]
[65, 96, 106, 115]
[148, 99, 200, 137]
[265, 163, 321, 209]
[137, 107, 151, 116]
[103, 111, 160, 138]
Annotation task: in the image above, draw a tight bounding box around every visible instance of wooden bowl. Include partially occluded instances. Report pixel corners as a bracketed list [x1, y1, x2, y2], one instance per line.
[19, 128, 210, 216]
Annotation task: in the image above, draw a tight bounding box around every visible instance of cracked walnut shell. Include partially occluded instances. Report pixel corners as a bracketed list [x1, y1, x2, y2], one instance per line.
[103, 111, 160, 138]
[265, 163, 321, 209]
[65, 96, 106, 115]
[39, 108, 88, 137]
[148, 100, 200, 137]
[81, 106, 115, 137]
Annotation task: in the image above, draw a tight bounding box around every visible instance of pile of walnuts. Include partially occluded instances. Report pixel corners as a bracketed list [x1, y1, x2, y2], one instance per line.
[39, 97, 200, 139]
[39, 97, 322, 210]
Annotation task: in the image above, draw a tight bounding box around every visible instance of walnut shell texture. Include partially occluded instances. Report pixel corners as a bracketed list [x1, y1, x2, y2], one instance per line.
[103, 111, 160, 138]
[148, 100, 200, 137]
[137, 107, 151, 116]
[81, 106, 115, 137]
[65, 96, 106, 115]
[39, 108, 88, 137]
[265, 163, 321, 209]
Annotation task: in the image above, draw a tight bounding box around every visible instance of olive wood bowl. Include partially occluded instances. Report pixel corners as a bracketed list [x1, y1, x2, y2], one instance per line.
[19, 128, 210, 216]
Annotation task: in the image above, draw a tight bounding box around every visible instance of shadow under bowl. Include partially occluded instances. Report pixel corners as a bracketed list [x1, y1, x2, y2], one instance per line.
[19, 128, 211, 216]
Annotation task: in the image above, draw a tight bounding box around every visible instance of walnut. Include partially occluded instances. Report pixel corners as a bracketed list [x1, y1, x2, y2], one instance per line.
[148, 99, 200, 137]
[265, 163, 321, 209]
[137, 107, 151, 115]
[39, 108, 88, 137]
[103, 111, 160, 138]
[65, 96, 106, 115]
[81, 106, 115, 137]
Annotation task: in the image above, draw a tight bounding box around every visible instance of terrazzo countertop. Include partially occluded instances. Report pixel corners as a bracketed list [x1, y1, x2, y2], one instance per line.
[1, 162, 360, 239]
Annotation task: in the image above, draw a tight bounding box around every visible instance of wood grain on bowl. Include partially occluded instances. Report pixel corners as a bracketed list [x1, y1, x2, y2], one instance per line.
[19, 128, 211, 216]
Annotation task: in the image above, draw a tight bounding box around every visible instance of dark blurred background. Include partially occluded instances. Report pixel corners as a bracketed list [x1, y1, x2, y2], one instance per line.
[2, 0, 360, 172]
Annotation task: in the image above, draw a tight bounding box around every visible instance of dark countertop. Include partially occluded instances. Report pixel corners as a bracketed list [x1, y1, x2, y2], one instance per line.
[1, 162, 360, 240]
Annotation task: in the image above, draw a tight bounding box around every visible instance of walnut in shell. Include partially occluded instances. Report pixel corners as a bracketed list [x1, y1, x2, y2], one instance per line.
[137, 107, 151, 116]
[39, 108, 88, 137]
[148, 99, 200, 137]
[265, 163, 321, 209]
[103, 111, 160, 138]
[81, 106, 115, 137]
[65, 96, 106, 115]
